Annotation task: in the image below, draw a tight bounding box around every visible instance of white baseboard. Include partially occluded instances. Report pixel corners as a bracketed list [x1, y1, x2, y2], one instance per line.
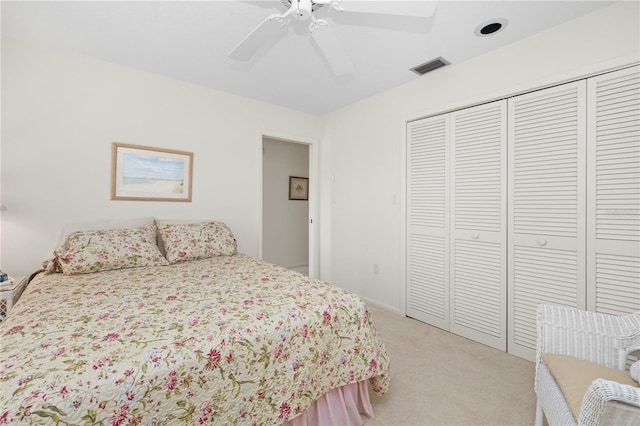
[289, 265, 309, 275]
[359, 296, 402, 316]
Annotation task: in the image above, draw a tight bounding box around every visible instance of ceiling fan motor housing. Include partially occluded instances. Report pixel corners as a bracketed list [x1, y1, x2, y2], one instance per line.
[293, 0, 313, 20]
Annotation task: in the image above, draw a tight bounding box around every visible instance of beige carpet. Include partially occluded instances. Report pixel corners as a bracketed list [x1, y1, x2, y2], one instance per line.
[365, 306, 536, 426]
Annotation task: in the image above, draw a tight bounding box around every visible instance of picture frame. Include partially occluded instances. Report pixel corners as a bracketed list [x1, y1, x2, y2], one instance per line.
[289, 176, 309, 201]
[111, 142, 193, 202]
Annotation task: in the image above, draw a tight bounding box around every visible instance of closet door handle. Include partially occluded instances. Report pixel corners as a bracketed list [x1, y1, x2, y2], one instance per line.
[471, 233, 479, 240]
[538, 239, 547, 246]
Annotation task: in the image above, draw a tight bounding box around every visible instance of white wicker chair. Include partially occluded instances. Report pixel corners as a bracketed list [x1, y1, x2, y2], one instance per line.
[535, 304, 640, 426]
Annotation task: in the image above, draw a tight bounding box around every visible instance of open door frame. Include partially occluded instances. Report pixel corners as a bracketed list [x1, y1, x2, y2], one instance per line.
[257, 130, 319, 278]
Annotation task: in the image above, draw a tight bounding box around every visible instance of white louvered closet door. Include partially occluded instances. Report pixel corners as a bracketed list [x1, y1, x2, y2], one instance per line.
[508, 81, 587, 361]
[407, 115, 450, 330]
[450, 101, 507, 351]
[587, 65, 640, 316]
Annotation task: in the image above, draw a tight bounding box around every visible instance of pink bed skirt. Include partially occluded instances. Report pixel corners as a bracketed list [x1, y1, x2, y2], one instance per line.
[282, 381, 373, 426]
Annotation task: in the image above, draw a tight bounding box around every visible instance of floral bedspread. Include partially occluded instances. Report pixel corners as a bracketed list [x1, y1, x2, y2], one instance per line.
[0, 255, 390, 425]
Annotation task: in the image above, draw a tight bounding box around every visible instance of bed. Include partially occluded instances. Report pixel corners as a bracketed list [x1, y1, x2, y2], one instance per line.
[0, 219, 390, 425]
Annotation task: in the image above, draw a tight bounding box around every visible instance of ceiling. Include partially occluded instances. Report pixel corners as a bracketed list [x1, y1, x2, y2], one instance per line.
[1, 1, 616, 115]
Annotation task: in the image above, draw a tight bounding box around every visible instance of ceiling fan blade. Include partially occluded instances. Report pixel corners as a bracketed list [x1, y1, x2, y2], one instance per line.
[228, 16, 285, 61]
[310, 26, 354, 76]
[337, 1, 437, 18]
[326, 1, 436, 34]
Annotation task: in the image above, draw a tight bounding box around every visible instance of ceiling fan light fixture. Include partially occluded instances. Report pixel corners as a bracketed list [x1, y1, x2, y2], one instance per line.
[410, 57, 450, 76]
[294, 0, 312, 20]
[281, 0, 325, 19]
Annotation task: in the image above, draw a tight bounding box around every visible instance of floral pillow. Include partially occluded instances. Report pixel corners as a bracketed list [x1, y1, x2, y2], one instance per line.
[54, 225, 168, 275]
[42, 218, 159, 273]
[156, 220, 237, 264]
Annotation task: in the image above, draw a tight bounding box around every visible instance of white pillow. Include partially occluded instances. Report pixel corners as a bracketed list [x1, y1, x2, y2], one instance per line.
[631, 360, 640, 383]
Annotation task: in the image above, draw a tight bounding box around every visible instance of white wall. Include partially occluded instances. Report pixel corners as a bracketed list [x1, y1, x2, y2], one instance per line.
[0, 37, 323, 276]
[1, 2, 639, 308]
[321, 1, 640, 313]
[262, 138, 309, 269]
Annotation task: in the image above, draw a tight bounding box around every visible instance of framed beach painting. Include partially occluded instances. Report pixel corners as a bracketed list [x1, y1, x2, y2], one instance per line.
[111, 143, 193, 202]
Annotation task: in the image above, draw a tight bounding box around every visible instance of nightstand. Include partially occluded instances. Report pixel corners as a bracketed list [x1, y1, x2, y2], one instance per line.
[0, 276, 28, 322]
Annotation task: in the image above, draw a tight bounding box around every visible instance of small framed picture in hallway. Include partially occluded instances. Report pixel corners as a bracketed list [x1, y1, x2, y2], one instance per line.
[289, 176, 309, 200]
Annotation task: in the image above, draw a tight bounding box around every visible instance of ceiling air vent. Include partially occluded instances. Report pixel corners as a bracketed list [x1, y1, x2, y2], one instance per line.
[410, 57, 450, 76]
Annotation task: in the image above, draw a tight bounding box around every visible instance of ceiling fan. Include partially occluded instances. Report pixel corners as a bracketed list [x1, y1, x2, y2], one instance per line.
[228, 0, 437, 76]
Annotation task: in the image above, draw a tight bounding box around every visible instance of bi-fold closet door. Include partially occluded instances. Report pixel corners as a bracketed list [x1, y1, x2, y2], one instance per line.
[587, 66, 640, 369]
[507, 66, 640, 360]
[407, 64, 639, 359]
[586, 65, 640, 317]
[407, 100, 507, 351]
[407, 113, 451, 331]
[507, 81, 587, 360]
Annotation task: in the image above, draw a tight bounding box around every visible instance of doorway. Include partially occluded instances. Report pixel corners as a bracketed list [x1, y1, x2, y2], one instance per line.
[261, 136, 315, 276]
